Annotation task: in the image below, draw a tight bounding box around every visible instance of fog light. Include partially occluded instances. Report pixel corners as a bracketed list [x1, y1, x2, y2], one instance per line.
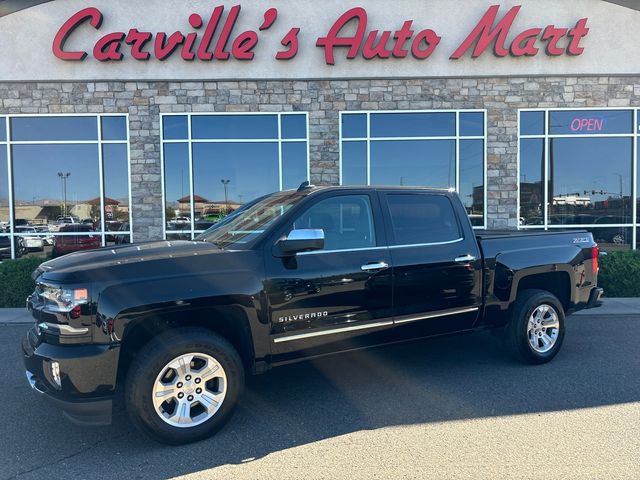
[50, 361, 61, 389]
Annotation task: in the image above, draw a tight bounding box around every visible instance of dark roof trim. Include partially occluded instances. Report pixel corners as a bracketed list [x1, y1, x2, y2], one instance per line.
[601, 0, 640, 11]
[0, 0, 53, 17]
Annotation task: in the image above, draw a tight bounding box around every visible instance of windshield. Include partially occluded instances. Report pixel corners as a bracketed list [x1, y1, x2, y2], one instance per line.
[196, 191, 306, 249]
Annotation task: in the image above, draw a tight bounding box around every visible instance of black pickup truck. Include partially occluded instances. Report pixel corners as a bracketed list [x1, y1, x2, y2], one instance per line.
[23, 185, 603, 444]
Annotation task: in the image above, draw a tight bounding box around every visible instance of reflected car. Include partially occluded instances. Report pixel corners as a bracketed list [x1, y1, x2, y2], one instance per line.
[0, 236, 26, 259]
[52, 225, 101, 257]
[34, 226, 54, 246]
[114, 223, 130, 245]
[14, 226, 45, 251]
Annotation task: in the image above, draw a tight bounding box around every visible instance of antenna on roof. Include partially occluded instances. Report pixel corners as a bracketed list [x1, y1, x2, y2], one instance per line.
[297, 181, 314, 192]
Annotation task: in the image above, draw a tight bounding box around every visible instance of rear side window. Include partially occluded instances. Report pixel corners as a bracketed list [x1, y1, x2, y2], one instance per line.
[385, 194, 461, 246]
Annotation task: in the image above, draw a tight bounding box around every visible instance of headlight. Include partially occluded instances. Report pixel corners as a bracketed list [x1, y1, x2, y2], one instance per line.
[38, 285, 89, 314]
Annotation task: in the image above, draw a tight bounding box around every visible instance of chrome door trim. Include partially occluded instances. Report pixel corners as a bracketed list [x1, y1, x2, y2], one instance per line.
[297, 246, 388, 256]
[394, 307, 480, 325]
[388, 238, 464, 249]
[273, 320, 393, 343]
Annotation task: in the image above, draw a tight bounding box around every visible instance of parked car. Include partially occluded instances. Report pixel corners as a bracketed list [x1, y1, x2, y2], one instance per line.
[14, 226, 45, 251]
[24, 186, 603, 445]
[34, 226, 55, 246]
[51, 224, 101, 257]
[114, 223, 130, 245]
[0, 236, 26, 259]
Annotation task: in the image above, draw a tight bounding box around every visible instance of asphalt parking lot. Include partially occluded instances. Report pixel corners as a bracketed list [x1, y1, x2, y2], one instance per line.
[1, 315, 639, 480]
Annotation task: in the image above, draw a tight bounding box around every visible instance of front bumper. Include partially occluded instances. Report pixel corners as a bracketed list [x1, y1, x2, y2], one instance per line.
[22, 327, 119, 426]
[25, 370, 113, 426]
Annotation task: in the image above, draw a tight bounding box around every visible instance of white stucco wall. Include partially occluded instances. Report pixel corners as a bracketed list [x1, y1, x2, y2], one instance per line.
[0, 0, 638, 81]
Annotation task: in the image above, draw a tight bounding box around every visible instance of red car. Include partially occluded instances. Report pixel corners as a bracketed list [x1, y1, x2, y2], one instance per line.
[52, 224, 101, 257]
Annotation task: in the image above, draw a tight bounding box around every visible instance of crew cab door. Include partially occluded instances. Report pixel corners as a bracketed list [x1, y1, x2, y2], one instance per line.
[379, 191, 482, 339]
[264, 192, 393, 361]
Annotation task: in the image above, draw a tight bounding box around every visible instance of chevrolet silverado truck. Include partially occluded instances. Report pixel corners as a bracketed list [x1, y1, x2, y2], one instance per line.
[23, 184, 603, 444]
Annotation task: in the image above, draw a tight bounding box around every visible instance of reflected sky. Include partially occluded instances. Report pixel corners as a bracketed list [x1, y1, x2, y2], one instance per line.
[459, 139, 484, 213]
[12, 144, 100, 203]
[370, 112, 455, 138]
[370, 140, 455, 188]
[103, 144, 129, 204]
[282, 142, 308, 190]
[193, 143, 280, 203]
[11, 117, 98, 142]
[192, 115, 278, 140]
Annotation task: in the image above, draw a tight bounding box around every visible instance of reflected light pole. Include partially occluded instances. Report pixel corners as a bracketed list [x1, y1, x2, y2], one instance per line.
[58, 172, 71, 216]
[220, 179, 230, 214]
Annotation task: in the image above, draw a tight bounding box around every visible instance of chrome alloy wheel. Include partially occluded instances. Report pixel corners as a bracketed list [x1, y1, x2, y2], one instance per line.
[527, 304, 560, 354]
[152, 353, 227, 428]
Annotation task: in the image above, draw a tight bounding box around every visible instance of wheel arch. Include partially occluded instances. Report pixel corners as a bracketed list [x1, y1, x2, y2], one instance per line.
[116, 305, 258, 387]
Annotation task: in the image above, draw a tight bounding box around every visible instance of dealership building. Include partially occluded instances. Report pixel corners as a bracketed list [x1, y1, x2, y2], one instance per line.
[0, 0, 639, 258]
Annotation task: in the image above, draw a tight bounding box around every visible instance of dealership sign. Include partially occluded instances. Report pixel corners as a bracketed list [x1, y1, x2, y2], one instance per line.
[52, 5, 589, 64]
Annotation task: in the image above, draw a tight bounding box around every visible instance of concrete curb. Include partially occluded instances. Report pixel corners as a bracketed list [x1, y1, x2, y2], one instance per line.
[0, 298, 637, 326]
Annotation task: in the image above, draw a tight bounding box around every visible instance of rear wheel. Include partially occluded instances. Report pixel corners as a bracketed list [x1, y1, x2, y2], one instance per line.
[125, 328, 244, 444]
[505, 289, 565, 364]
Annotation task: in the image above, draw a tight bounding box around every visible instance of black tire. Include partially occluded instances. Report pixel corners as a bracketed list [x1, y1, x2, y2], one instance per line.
[505, 289, 566, 365]
[125, 328, 244, 445]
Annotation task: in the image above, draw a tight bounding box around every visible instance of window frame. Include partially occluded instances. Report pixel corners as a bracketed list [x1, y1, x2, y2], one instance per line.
[160, 112, 310, 240]
[517, 107, 638, 250]
[0, 113, 133, 259]
[339, 109, 488, 230]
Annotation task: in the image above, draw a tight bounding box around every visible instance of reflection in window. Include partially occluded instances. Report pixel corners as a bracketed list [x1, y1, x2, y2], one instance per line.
[162, 113, 309, 239]
[292, 195, 375, 251]
[519, 109, 639, 250]
[0, 115, 131, 259]
[341, 110, 486, 228]
[385, 194, 461, 245]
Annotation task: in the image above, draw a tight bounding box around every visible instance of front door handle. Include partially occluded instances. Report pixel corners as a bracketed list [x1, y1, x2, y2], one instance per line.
[454, 254, 477, 263]
[361, 262, 389, 272]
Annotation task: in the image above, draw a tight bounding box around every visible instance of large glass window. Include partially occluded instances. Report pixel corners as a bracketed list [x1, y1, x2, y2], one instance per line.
[0, 115, 131, 260]
[340, 110, 487, 228]
[162, 113, 309, 239]
[519, 109, 638, 250]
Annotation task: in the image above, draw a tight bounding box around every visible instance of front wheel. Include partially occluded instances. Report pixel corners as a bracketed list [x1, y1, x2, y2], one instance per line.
[125, 328, 244, 445]
[505, 289, 565, 364]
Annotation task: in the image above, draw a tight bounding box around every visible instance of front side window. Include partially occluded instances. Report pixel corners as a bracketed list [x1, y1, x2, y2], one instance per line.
[519, 109, 638, 250]
[291, 195, 376, 252]
[0, 115, 131, 260]
[385, 194, 461, 246]
[162, 113, 309, 240]
[340, 110, 486, 228]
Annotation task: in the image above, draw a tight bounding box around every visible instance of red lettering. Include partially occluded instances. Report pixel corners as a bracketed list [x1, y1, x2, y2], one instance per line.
[197, 6, 224, 61]
[411, 29, 441, 59]
[53, 7, 103, 61]
[450, 5, 521, 59]
[276, 28, 300, 60]
[214, 5, 241, 60]
[362, 31, 392, 59]
[260, 8, 278, 30]
[181, 14, 203, 61]
[510, 28, 541, 56]
[125, 29, 152, 60]
[154, 32, 185, 61]
[567, 18, 589, 55]
[231, 31, 258, 60]
[93, 32, 125, 61]
[392, 21, 414, 58]
[316, 8, 367, 65]
[541, 25, 568, 56]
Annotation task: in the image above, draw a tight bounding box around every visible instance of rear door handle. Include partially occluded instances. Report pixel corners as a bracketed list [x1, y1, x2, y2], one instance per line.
[361, 262, 389, 272]
[454, 254, 477, 263]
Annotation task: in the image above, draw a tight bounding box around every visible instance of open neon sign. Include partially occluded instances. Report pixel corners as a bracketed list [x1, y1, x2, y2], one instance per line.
[570, 117, 606, 132]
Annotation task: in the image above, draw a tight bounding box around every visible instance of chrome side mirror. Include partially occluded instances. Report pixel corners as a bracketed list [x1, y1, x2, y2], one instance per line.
[274, 229, 325, 257]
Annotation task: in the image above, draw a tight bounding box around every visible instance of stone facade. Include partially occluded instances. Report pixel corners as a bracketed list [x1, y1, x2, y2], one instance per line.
[1, 76, 639, 241]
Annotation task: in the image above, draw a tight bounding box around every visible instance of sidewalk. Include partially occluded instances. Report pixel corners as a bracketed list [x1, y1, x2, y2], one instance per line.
[0, 298, 637, 326]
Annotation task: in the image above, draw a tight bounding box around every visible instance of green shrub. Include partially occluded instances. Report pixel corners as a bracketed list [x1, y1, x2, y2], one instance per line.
[0, 256, 43, 308]
[599, 250, 640, 298]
